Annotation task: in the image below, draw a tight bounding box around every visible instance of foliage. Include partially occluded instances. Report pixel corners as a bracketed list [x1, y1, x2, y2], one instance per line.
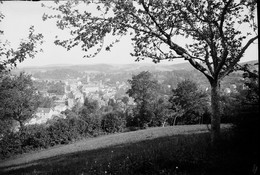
[47, 118, 87, 145]
[240, 64, 259, 106]
[219, 93, 241, 123]
[0, 23, 43, 73]
[47, 81, 65, 95]
[20, 125, 51, 150]
[0, 72, 40, 130]
[151, 96, 173, 127]
[127, 71, 159, 127]
[2, 127, 252, 175]
[125, 106, 138, 128]
[0, 132, 23, 158]
[77, 98, 103, 135]
[0, 119, 13, 137]
[220, 66, 259, 123]
[38, 96, 54, 108]
[81, 97, 99, 115]
[0, 117, 96, 159]
[44, 0, 258, 142]
[44, 0, 257, 82]
[169, 79, 209, 125]
[80, 113, 103, 137]
[101, 111, 126, 133]
[230, 71, 259, 173]
[0, 124, 50, 159]
[61, 109, 78, 119]
[121, 96, 129, 105]
[107, 98, 119, 111]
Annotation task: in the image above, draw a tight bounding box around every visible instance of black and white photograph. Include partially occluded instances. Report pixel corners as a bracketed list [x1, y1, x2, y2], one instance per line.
[0, 0, 258, 174]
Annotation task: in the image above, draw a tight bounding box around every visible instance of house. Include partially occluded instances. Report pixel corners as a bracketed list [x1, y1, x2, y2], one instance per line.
[54, 99, 66, 106]
[27, 108, 54, 125]
[83, 86, 99, 94]
[54, 104, 68, 113]
[68, 98, 75, 109]
[35, 108, 53, 118]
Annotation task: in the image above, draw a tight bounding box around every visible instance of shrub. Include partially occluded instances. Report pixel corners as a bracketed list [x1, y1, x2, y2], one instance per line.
[80, 113, 103, 136]
[20, 125, 51, 150]
[0, 125, 51, 159]
[47, 118, 88, 145]
[125, 108, 139, 128]
[0, 132, 23, 158]
[0, 117, 94, 159]
[101, 111, 126, 133]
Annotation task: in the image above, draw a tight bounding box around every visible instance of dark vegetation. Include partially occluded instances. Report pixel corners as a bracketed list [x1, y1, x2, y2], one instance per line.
[44, 0, 258, 144]
[0, 64, 259, 174]
[0, 124, 258, 175]
[0, 0, 258, 173]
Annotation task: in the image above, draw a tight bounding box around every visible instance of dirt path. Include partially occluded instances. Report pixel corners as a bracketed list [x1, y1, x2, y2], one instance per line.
[0, 124, 231, 169]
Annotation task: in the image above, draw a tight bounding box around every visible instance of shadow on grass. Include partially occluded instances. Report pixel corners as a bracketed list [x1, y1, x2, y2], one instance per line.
[0, 131, 256, 175]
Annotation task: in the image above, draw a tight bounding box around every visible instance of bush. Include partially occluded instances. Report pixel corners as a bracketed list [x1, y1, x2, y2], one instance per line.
[0, 132, 23, 158]
[101, 111, 126, 133]
[0, 124, 52, 159]
[47, 117, 92, 145]
[80, 113, 103, 136]
[47, 119, 71, 145]
[0, 117, 97, 159]
[21, 125, 51, 149]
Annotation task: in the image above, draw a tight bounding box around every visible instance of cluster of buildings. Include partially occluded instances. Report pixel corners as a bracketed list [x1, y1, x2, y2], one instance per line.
[27, 75, 130, 125]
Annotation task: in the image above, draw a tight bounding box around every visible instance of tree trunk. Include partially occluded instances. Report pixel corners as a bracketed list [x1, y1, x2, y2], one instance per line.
[162, 121, 166, 127]
[162, 118, 167, 127]
[173, 115, 179, 125]
[210, 81, 221, 144]
[19, 120, 24, 131]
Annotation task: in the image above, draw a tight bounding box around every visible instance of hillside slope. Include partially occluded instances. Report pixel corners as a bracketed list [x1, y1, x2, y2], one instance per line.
[0, 124, 231, 171]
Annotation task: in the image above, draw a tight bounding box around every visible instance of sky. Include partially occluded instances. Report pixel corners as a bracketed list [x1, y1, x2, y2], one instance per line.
[0, 1, 258, 68]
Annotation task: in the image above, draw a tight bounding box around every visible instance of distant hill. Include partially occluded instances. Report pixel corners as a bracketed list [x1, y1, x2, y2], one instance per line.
[239, 60, 258, 70]
[12, 60, 257, 74]
[13, 62, 194, 74]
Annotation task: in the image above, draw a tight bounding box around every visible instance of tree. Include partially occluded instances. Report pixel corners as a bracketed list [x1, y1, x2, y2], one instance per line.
[47, 81, 65, 95]
[152, 96, 173, 127]
[0, 8, 43, 132]
[107, 98, 118, 110]
[0, 72, 40, 130]
[82, 97, 99, 115]
[169, 79, 209, 125]
[127, 71, 159, 127]
[0, 9, 43, 73]
[240, 64, 259, 106]
[121, 96, 130, 112]
[61, 109, 78, 119]
[122, 96, 129, 105]
[78, 98, 102, 134]
[38, 96, 54, 108]
[101, 111, 126, 133]
[45, 0, 258, 143]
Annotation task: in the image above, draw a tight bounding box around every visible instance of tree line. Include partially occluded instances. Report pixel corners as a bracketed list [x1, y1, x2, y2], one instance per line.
[43, 0, 257, 143]
[0, 0, 258, 153]
[0, 68, 258, 158]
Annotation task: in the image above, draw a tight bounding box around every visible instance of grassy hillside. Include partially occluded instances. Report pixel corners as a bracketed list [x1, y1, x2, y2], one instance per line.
[0, 124, 245, 175]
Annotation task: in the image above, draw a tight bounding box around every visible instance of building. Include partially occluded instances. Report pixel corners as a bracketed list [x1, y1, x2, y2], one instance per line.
[54, 104, 68, 113]
[35, 108, 53, 118]
[27, 108, 54, 125]
[83, 85, 99, 94]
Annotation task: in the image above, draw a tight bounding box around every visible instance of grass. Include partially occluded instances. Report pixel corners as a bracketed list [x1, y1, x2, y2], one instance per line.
[0, 124, 255, 174]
